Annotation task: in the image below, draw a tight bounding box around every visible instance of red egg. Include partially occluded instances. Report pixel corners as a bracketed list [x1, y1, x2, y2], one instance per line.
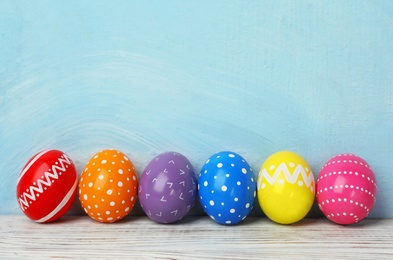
[16, 150, 78, 223]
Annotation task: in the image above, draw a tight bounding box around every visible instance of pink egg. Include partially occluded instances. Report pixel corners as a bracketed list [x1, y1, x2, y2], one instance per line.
[316, 154, 377, 225]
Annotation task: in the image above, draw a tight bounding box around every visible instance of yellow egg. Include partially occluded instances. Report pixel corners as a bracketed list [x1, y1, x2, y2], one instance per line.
[257, 151, 315, 224]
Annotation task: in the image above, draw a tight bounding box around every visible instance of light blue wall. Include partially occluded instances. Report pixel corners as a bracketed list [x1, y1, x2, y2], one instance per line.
[1, 1, 392, 218]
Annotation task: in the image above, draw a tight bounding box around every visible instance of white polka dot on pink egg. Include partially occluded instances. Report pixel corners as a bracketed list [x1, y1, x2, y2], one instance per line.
[316, 154, 377, 225]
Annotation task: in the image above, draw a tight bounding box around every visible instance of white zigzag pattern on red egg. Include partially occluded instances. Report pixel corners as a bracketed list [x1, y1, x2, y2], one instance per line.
[18, 153, 72, 211]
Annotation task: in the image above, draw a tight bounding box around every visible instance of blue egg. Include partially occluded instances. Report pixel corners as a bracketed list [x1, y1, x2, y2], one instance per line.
[198, 151, 256, 225]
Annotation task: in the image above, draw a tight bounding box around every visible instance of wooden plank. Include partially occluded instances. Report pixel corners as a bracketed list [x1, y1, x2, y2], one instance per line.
[1, 216, 392, 259]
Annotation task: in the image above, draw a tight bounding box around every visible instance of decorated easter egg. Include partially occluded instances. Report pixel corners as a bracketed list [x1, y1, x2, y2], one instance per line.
[16, 150, 78, 223]
[257, 151, 315, 224]
[199, 151, 256, 225]
[316, 154, 377, 225]
[79, 149, 138, 223]
[138, 152, 197, 223]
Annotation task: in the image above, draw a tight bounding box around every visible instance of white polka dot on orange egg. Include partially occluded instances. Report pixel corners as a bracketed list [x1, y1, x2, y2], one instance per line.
[79, 149, 138, 223]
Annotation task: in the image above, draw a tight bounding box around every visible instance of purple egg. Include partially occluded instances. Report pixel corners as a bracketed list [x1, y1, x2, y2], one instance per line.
[138, 152, 197, 223]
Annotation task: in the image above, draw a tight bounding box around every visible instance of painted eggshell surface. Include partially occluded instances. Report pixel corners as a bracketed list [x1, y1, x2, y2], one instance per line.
[316, 154, 377, 225]
[257, 151, 315, 224]
[199, 151, 256, 225]
[16, 150, 78, 223]
[138, 152, 197, 223]
[79, 149, 138, 223]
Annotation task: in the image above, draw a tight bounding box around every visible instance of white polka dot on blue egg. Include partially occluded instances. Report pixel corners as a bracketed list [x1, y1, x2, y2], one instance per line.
[199, 151, 256, 225]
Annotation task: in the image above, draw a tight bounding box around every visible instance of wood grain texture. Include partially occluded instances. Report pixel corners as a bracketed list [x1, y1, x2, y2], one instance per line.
[1, 216, 392, 259]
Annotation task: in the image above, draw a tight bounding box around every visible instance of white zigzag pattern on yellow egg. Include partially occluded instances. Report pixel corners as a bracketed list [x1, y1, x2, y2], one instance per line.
[258, 163, 314, 189]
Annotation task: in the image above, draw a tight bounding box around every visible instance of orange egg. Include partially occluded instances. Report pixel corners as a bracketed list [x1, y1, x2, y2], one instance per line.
[79, 149, 138, 223]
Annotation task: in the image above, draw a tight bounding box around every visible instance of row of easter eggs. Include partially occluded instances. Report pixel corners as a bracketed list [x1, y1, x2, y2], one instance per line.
[16, 149, 377, 225]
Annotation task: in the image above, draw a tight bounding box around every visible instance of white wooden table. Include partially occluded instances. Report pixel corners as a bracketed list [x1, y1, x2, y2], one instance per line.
[1, 216, 392, 259]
